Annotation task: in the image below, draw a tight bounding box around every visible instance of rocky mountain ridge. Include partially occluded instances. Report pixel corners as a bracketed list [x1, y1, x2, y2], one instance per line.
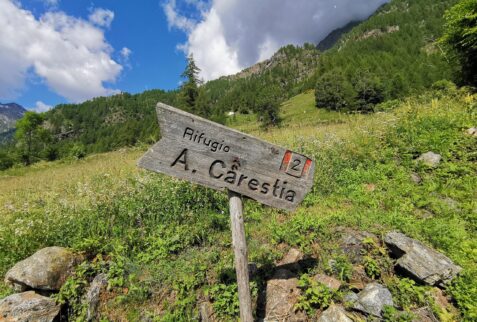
[0, 102, 26, 134]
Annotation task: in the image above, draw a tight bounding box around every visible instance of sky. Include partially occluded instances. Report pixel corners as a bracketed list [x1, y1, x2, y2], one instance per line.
[0, 0, 388, 112]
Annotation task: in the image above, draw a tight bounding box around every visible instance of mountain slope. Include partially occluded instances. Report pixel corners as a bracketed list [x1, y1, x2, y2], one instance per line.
[0, 103, 25, 134]
[309, 0, 459, 105]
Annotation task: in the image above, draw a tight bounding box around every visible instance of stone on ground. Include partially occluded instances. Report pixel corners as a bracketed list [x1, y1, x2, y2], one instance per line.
[466, 127, 477, 137]
[352, 283, 393, 317]
[339, 229, 376, 263]
[314, 274, 342, 291]
[0, 291, 60, 322]
[264, 275, 305, 321]
[5, 246, 83, 291]
[416, 152, 441, 168]
[410, 172, 422, 184]
[85, 273, 108, 321]
[318, 304, 352, 322]
[277, 248, 304, 272]
[384, 231, 462, 286]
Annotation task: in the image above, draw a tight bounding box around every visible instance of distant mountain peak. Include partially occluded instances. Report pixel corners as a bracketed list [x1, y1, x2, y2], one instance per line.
[0, 102, 26, 134]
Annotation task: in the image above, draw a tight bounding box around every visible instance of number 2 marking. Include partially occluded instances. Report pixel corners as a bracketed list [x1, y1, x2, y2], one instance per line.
[291, 159, 301, 171]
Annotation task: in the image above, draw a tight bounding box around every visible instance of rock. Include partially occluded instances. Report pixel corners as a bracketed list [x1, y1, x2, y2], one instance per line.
[0, 291, 60, 322]
[277, 248, 303, 272]
[5, 246, 83, 292]
[415, 209, 434, 219]
[343, 292, 358, 305]
[339, 229, 376, 263]
[318, 304, 352, 322]
[440, 197, 460, 211]
[384, 232, 462, 286]
[264, 276, 305, 321]
[199, 301, 213, 322]
[466, 127, 477, 137]
[416, 152, 441, 168]
[349, 266, 372, 290]
[85, 273, 107, 321]
[412, 307, 438, 322]
[314, 274, 342, 291]
[352, 283, 393, 317]
[410, 172, 422, 184]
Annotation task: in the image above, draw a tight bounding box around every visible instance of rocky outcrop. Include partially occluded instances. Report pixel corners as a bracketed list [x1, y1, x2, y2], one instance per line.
[416, 152, 441, 168]
[0, 291, 60, 322]
[318, 304, 352, 322]
[351, 283, 393, 317]
[5, 246, 83, 292]
[384, 232, 461, 286]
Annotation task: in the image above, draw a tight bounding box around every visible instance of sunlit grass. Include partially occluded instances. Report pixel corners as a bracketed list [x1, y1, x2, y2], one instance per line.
[1, 90, 476, 320]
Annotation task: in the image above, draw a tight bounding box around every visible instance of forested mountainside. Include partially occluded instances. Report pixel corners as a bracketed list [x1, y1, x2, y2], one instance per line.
[0, 0, 465, 167]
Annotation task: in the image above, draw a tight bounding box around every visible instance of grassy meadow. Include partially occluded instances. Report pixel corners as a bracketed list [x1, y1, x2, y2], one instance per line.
[1, 89, 476, 321]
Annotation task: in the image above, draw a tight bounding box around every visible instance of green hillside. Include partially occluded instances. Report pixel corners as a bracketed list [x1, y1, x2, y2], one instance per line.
[1, 88, 475, 320]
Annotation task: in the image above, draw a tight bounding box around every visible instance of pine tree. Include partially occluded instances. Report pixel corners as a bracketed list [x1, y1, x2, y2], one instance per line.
[441, 0, 477, 86]
[181, 54, 202, 113]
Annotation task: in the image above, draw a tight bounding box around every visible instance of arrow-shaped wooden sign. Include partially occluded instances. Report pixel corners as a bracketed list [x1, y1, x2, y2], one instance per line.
[138, 102, 315, 211]
[138, 102, 315, 321]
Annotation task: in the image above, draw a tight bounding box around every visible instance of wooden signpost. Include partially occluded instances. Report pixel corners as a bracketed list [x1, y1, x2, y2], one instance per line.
[138, 102, 315, 321]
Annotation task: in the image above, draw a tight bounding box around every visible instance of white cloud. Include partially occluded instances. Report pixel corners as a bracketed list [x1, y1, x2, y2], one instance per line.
[88, 8, 114, 28]
[163, 0, 196, 32]
[0, 0, 122, 102]
[120, 47, 132, 60]
[32, 101, 52, 113]
[166, 0, 389, 81]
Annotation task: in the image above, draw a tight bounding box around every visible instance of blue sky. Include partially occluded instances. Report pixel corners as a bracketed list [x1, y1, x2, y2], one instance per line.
[0, 0, 388, 111]
[1, 0, 189, 110]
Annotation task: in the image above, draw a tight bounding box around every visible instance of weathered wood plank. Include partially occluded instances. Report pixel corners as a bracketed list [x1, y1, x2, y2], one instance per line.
[229, 191, 253, 322]
[138, 102, 315, 211]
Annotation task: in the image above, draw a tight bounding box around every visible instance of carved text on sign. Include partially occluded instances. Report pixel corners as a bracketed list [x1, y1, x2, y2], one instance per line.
[138, 102, 315, 211]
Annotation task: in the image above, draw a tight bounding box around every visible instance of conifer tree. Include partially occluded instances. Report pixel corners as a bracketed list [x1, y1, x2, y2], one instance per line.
[441, 0, 477, 86]
[181, 54, 202, 113]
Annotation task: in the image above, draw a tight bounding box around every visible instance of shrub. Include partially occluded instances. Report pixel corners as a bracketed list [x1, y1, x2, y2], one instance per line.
[295, 274, 335, 315]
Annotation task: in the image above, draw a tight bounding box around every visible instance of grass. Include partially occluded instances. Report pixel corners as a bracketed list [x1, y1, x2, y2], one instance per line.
[1, 89, 476, 321]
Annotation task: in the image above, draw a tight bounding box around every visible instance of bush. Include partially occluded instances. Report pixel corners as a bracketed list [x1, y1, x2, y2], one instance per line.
[0, 151, 14, 170]
[69, 143, 86, 159]
[295, 274, 335, 314]
[315, 70, 356, 111]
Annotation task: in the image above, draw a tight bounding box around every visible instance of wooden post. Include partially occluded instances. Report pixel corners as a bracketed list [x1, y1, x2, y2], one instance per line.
[228, 190, 253, 322]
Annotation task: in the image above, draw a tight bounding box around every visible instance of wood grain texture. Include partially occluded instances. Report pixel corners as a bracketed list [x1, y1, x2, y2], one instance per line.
[228, 190, 253, 322]
[138, 102, 315, 211]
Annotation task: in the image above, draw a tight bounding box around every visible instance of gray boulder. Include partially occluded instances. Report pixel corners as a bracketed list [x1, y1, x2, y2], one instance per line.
[0, 291, 60, 322]
[416, 152, 441, 168]
[352, 283, 393, 317]
[85, 273, 108, 321]
[5, 246, 83, 291]
[318, 304, 352, 322]
[385, 232, 462, 286]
